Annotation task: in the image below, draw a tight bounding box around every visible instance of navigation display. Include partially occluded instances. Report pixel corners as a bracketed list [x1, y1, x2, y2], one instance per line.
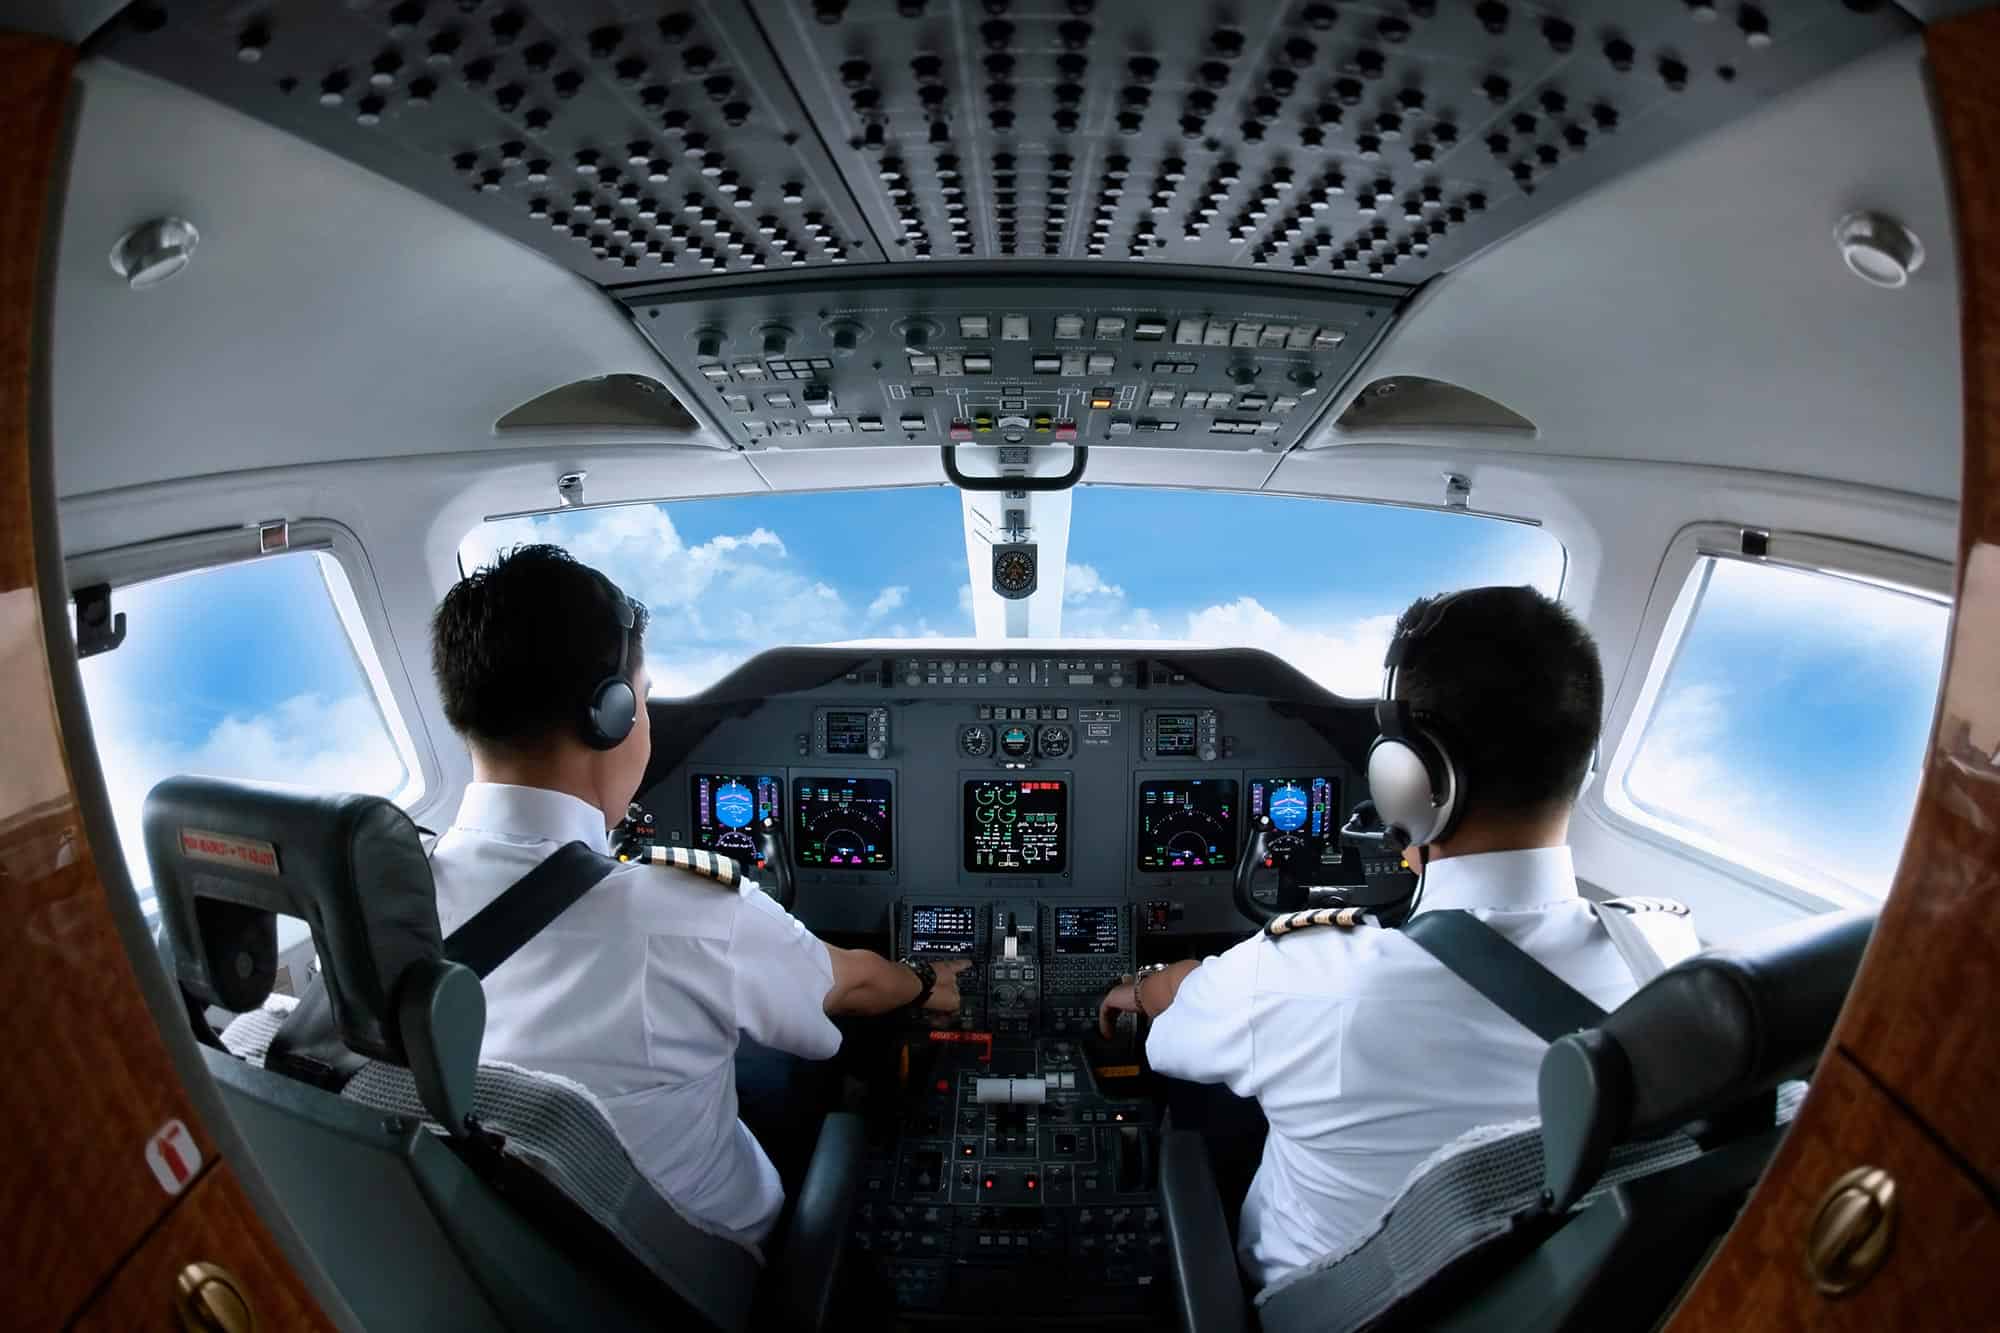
[1248, 775, 1342, 871]
[824, 710, 873, 755]
[690, 773, 782, 865]
[793, 775, 895, 868]
[1137, 778, 1239, 872]
[963, 779, 1068, 873]
[1055, 906, 1121, 955]
[1153, 712, 1200, 757]
[909, 903, 978, 957]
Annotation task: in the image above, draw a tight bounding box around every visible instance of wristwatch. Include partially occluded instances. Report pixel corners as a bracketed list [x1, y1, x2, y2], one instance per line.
[900, 956, 937, 1011]
[1132, 963, 1171, 1022]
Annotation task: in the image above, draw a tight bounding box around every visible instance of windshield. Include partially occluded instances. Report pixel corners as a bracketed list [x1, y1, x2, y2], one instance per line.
[459, 486, 1565, 697]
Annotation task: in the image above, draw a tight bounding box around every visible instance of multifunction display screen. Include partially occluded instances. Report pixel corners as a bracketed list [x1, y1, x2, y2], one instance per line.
[909, 903, 978, 957]
[793, 775, 895, 868]
[1248, 776, 1342, 871]
[1152, 713, 1200, 757]
[690, 773, 782, 865]
[1055, 906, 1122, 955]
[1137, 778, 1239, 872]
[963, 779, 1068, 873]
[823, 710, 873, 755]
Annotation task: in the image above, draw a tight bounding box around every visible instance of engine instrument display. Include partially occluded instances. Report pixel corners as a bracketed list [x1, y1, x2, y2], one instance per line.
[964, 779, 1068, 873]
[793, 775, 895, 869]
[908, 903, 979, 957]
[1248, 776, 1342, 871]
[690, 773, 782, 865]
[1137, 779, 1239, 872]
[1054, 906, 1122, 956]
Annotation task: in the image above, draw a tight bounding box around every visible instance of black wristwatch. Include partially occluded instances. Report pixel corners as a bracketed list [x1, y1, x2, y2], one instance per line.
[899, 956, 937, 1011]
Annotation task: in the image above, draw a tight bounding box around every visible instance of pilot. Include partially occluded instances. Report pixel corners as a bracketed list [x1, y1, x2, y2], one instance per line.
[1097, 584, 1652, 1290]
[425, 543, 965, 1250]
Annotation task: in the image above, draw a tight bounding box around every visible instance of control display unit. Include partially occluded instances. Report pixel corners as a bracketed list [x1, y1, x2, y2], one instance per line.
[1053, 906, 1121, 956]
[690, 773, 782, 865]
[816, 706, 889, 759]
[1249, 776, 1343, 872]
[1142, 708, 1220, 762]
[964, 779, 1068, 874]
[793, 775, 895, 869]
[907, 903, 979, 959]
[1137, 779, 1239, 873]
[1153, 714, 1199, 758]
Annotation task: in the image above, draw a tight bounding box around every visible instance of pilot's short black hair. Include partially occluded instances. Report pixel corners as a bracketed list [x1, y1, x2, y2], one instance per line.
[1392, 585, 1603, 820]
[431, 543, 648, 750]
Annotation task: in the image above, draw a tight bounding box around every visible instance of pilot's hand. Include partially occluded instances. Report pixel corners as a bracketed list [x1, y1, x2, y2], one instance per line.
[1097, 974, 1141, 1040]
[925, 959, 971, 1018]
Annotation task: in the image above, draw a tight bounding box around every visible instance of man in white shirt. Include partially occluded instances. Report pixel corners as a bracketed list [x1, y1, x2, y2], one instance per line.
[426, 544, 964, 1251]
[1097, 585, 1646, 1290]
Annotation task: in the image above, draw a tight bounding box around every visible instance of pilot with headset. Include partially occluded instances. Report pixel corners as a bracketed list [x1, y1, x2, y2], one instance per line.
[424, 544, 966, 1253]
[1097, 584, 1676, 1291]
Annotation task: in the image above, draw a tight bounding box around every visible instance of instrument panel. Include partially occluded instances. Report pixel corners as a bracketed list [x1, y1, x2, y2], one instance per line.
[638, 651, 1369, 936]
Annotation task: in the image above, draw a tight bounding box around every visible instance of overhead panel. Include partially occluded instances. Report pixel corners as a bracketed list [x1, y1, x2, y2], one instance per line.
[93, 0, 1910, 287]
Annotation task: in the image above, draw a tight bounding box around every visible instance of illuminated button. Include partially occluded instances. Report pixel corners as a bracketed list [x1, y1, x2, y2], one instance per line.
[700, 364, 731, 382]
[901, 414, 927, 431]
[1231, 321, 1262, 347]
[965, 353, 993, 374]
[733, 360, 766, 379]
[1032, 354, 1062, 374]
[1089, 388, 1116, 409]
[1156, 419, 1179, 431]
[1032, 414, 1054, 432]
[973, 413, 995, 432]
[764, 391, 795, 408]
[1054, 420, 1078, 440]
[1094, 316, 1126, 339]
[1147, 386, 1176, 407]
[1135, 317, 1168, 340]
[1203, 319, 1232, 346]
[949, 420, 974, 439]
[1085, 352, 1115, 374]
[1173, 318, 1203, 345]
[1054, 314, 1085, 338]
[1001, 314, 1031, 340]
[1313, 328, 1346, 348]
[959, 314, 991, 339]
[909, 354, 938, 375]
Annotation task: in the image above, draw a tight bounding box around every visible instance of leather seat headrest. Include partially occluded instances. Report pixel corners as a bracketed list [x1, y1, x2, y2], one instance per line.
[144, 774, 443, 1065]
[1539, 908, 1875, 1208]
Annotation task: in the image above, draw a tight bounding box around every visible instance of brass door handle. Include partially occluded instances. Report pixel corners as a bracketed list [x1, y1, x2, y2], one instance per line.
[176, 1261, 256, 1333]
[1805, 1165, 1898, 1296]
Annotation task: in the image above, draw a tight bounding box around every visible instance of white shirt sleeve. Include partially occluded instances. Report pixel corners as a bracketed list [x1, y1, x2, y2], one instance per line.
[1144, 936, 1263, 1096]
[728, 886, 843, 1060]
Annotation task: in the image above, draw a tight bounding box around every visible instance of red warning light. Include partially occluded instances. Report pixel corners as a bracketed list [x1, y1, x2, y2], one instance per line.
[935, 1079, 950, 1092]
[982, 1176, 995, 1190]
[1026, 1177, 1038, 1190]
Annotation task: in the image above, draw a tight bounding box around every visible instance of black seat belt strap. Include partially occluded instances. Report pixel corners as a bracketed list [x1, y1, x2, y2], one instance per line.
[444, 841, 618, 980]
[1402, 910, 1607, 1043]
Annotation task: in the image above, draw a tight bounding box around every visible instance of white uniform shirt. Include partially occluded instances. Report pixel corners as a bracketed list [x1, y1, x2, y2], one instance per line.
[1146, 847, 1640, 1291]
[430, 783, 841, 1249]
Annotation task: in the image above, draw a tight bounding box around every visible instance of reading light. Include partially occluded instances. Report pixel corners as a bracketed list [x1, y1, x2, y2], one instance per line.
[109, 216, 199, 289]
[1835, 211, 1924, 289]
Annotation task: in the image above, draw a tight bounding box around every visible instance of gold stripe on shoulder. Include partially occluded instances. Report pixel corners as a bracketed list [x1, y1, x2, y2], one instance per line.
[1264, 906, 1366, 938]
[640, 846, 740, 889]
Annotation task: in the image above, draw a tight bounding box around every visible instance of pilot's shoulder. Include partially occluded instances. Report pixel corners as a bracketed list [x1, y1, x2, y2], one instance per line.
[621, 845, 745, 891]
[1262, 906, 1378, 939]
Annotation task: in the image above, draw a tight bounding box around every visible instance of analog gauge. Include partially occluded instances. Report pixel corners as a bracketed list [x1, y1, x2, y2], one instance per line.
[960, 724, 994, 758]
[1037, 725, 1072, 759]
[994, 549, 1036, 594]
[999, 724, 1035, 759]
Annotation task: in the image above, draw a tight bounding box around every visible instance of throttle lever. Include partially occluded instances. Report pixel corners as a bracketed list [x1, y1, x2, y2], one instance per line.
[753, 816, 796, 909]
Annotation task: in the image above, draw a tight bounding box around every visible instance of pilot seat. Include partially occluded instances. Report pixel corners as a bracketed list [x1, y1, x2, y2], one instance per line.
[145, 774, 861, 1333]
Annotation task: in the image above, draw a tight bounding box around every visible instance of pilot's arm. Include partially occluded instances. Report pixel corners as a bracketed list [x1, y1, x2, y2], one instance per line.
[1100, 943, 1261, 1094]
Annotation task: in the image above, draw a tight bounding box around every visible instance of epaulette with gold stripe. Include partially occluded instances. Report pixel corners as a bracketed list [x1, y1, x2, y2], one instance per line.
[1264, 906, 1372, 938]
[623, 844, 743, 888]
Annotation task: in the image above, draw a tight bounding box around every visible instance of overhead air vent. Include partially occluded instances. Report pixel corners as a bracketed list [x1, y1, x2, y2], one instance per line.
[495, 374, 697, 433]
[1333, 376, 1535, 435]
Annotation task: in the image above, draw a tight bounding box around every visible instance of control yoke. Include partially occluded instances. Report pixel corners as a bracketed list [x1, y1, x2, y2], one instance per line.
[755, 816, 796, 909]
[1233, 814, 1279, 925]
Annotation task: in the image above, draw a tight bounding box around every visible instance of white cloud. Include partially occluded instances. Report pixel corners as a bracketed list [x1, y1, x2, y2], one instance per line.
[93, 692, 407, 900]
[1065, 562, 1124, 604]
[1182, 601, 1398, 697]
[867, 585, 909, 619]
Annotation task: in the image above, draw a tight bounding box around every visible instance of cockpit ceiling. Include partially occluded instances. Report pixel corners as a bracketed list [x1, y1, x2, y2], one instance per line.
[93, 0, 1911, 291]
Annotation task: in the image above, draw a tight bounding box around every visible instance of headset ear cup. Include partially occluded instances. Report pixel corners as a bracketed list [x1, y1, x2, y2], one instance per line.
[584, 677, 637, 751]
[1367, 728, 1460, 849]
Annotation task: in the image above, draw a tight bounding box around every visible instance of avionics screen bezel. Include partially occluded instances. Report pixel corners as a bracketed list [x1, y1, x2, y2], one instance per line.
[961, 777, 1070, 875]
[906, 901, 980, 957]
[791, 771, 898, 873]
[956, 768, 1072, 884]
[1246, 772, 1345, 873]
[689, 772, 784, 864]
[1134, 774, 1242, 875]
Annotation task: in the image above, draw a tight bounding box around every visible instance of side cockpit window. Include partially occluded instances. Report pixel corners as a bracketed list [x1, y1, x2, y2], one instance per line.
[76, 550, 424, 942]
[1605, 552, 1949, 909]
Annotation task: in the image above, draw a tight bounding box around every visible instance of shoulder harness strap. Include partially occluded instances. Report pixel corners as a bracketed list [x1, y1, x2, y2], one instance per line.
[1264, 905, 1372, 937]
[637, 844, 744, 889]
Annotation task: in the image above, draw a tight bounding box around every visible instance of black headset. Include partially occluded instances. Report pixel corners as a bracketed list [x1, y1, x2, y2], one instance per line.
[581, 586, 642, 751]
[1366, 591, 1470, 852]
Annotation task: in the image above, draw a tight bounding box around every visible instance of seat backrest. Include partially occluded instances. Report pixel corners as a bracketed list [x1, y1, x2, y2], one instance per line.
[1252, 909, 1875, 1333]
[144, 775, 761, 1332]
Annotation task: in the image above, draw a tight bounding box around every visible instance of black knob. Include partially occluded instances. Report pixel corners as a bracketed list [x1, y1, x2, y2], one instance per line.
[1229, 364, 1258, 385]
[833, 325, 859, 350]
[904, 325, 929, 349]
[762, 329, 788, 355]
[1291, 367, 1320, 388]
[696, 331, 721, 358]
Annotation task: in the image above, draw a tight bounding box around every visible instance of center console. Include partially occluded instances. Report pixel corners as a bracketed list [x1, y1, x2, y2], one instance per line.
[854, 896, 1165, 1319]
